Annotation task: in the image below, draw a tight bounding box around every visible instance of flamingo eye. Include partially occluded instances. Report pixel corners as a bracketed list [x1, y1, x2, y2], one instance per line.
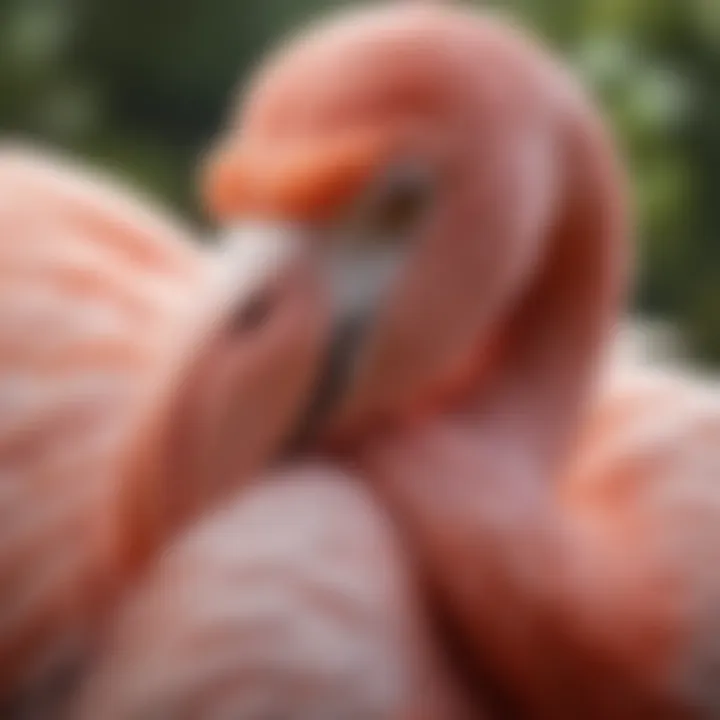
[349, 162, 435, 244]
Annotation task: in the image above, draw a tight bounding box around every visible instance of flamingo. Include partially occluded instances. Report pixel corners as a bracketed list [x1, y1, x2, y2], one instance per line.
[0, 144, 329, 714]
[4, 2, 720, 718]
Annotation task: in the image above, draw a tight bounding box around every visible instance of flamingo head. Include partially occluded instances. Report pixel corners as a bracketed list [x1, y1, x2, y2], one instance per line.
[202, 3, 587, 446]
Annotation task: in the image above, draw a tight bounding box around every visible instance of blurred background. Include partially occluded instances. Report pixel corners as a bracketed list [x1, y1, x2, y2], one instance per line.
[0, 0, 717, 364]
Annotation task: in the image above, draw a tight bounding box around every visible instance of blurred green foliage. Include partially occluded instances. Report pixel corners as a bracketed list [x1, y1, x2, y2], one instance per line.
[0, 0, 718, 363]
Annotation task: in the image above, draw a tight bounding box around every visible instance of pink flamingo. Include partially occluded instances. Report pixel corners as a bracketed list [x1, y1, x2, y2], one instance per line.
[2, 3, 719, 718]
[178, 4, 720, 716]
[0, 144, 328, 713]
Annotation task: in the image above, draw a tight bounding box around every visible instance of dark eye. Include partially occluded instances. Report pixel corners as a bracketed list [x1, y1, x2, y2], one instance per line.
[228, 287, 275, 334]
[359, 163, 434, 242]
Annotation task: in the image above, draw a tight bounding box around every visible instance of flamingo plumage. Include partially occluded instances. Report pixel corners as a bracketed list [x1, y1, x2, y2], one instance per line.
[2, 3, 720, 719]
[0, 144, 329, 715]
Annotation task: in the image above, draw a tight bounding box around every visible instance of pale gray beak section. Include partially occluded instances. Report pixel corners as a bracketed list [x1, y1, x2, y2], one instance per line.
[292, 244, 408, 448]
[210, 222, 305, 318]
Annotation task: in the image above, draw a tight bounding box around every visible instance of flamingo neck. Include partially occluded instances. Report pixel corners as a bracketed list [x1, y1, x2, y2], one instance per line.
[352, 102, 629, 715]
[450, 102, 629, 482]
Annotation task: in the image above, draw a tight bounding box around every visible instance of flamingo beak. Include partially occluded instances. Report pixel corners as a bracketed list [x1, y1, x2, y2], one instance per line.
[165, 216, 409, 467]
[276, 236, 409, 450]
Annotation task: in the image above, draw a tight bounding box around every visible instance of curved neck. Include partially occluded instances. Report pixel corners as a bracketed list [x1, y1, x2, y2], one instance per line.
[357, 100, 630, 716]
[456, 100, 629, 481]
